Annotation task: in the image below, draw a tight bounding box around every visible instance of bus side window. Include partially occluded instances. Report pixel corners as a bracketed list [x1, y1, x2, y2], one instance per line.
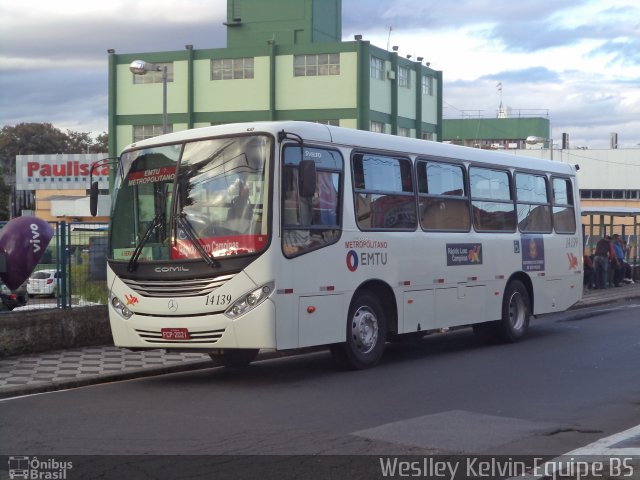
[282, 146, 343, 257]
[470, 167, 516, 232]
[352, 152, 416, 230]
[417, 160, 470, 231]
[515, 173, 552, 233]
[552, 177, 576, 234]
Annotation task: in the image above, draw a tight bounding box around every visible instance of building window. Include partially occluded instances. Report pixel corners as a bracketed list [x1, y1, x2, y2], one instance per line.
[212, 58, 254, 80]
[422, 76, 433, 96]
[370, 121, 384, 133]
[310, 120, 340, 126]
[398, 66, 410, 88]
[133, 62, 174, 84]
[422, 132, 436, 141]
[133, 125, 173, 142]
[398, 127, 410, 137]
[294, 54, 340, 77]
[370, 56, 384, 80]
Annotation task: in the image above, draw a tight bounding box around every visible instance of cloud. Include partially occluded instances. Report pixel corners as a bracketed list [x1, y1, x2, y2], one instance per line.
[590, 39, 640, 67]
[481, 67, 562, 84]
[0, 68, 108, 133]
[0, 0, 638, 149]
[0, 1, 227, 70]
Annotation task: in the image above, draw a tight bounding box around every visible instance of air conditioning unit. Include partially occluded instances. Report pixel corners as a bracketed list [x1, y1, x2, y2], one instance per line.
[387, 70, 396, 80]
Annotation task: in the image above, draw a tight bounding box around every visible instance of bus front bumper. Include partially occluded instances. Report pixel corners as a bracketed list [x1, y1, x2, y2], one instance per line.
[108, 299, 277, 351]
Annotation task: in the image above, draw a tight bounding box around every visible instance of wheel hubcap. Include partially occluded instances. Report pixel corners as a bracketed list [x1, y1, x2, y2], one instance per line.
[508, 292, 526, 331]
[351, 306, 379, 354]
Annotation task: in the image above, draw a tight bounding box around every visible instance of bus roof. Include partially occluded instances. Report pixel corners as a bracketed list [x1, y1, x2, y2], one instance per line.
[125, 121, 576, 176]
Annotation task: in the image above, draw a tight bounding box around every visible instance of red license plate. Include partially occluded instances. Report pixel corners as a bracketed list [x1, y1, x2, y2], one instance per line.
[161, 328, 190, 340]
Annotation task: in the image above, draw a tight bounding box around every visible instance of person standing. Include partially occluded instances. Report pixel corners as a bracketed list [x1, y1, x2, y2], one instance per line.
[612, 234, 627, 286]
[583, 250, 595, 289]
[593, 236, 611, 289]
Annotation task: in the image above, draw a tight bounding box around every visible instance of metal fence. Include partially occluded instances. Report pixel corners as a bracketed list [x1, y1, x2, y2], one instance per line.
[0, 221, 109, 312]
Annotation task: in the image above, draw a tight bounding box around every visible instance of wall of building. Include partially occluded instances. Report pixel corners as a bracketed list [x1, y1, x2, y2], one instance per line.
[512, 148, 640, 191]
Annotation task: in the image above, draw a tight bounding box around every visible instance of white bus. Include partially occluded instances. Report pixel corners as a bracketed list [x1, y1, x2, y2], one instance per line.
[96, 121, 582, 369]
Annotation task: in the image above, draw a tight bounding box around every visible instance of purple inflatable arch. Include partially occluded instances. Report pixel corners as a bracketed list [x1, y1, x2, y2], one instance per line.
[0, 216, 54, 290]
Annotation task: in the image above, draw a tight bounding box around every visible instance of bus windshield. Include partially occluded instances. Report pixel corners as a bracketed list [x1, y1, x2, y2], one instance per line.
[109, 135, 271, 264]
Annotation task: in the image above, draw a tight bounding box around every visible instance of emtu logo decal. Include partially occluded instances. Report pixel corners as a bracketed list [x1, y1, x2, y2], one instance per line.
[346, 250, 359, 272]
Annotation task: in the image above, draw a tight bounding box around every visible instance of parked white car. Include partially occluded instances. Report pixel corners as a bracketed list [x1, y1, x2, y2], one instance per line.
[27, 269, 59, 297]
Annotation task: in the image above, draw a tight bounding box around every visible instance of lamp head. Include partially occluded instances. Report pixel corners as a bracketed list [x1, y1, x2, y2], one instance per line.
[129, 60, 149, 75]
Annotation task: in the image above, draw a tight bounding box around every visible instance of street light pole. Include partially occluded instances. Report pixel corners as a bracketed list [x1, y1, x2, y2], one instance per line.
[161, 65, 167, 134]
[129, 60, 168, 134]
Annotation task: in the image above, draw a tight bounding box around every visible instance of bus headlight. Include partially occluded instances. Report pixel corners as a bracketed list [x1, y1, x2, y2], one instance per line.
[225, 282, 274, 319]
[110, 294, 133, 320]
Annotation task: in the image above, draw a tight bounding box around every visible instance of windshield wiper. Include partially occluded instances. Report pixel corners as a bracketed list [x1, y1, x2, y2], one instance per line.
[176, 213, 221, 268]
[127, 212, 165, 272]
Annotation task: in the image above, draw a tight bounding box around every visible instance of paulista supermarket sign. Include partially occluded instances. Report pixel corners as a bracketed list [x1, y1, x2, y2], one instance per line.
[15, 153, 110, 190]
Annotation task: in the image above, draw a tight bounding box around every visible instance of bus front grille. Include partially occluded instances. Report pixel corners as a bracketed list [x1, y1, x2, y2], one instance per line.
[135, 328, 226, 344]
[121, 274, 235, 297]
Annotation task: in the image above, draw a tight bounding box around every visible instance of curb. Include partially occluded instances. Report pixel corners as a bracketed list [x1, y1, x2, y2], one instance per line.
[0, 359, 213, 400]
[0, 350, 297, 400]
[569, 291, 640, 310]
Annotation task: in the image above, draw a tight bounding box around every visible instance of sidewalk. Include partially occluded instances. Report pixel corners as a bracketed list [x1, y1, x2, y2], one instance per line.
[1, 282, 639, 400]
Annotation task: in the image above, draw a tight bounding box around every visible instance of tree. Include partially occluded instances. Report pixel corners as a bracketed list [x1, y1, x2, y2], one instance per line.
[0, 123, 68, 174]
[0, 166, 10, 220]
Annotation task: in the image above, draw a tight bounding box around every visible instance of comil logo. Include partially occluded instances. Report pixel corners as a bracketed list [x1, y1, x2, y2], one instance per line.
[155, 266, 190, 273]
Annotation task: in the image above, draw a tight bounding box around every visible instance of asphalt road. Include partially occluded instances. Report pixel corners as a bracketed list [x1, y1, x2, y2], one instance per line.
[1, 301, 639, 462]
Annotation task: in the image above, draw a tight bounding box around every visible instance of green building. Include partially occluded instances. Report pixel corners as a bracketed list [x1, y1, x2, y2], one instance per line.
[107, 0, 443, 156]
[443, 116, 551, 150]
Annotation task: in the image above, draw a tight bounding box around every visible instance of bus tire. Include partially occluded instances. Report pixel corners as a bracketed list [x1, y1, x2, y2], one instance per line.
[497, 280, 530, 342]
[473, 280, 530, 343]
[333, 292, 387, 369]
[209, 349, 259, 368]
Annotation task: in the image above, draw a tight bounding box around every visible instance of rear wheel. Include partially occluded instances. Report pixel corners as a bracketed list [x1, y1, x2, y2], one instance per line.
[498, 280, 530, 342]
[209, 349, 259, 368]
[473, 280, 530, 343]
[332, 291, 387, 369]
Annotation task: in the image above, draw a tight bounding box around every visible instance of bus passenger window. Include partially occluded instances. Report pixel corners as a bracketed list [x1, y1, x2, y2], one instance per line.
[417, 160, 470, 231]
[552, 177, 576, 234]
[470, 167, 516, 232]
[515, 173, 551, 233]
[352, 153, 416, 230]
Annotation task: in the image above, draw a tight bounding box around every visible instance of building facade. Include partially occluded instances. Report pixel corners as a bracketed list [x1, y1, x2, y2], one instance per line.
[443, 116, 550, 150]
[107, 0, 443, 155]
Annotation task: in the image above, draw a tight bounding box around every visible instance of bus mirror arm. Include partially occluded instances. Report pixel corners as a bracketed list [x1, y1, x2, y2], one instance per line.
[88, 157, 119, 217]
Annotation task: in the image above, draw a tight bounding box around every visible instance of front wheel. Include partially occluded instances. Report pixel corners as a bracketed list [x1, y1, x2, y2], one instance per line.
[332, 292, 387, 369]
[209, 349, 259, 368]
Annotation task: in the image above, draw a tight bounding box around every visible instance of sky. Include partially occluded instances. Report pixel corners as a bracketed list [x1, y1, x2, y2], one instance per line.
[1, 0, 639, 149]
